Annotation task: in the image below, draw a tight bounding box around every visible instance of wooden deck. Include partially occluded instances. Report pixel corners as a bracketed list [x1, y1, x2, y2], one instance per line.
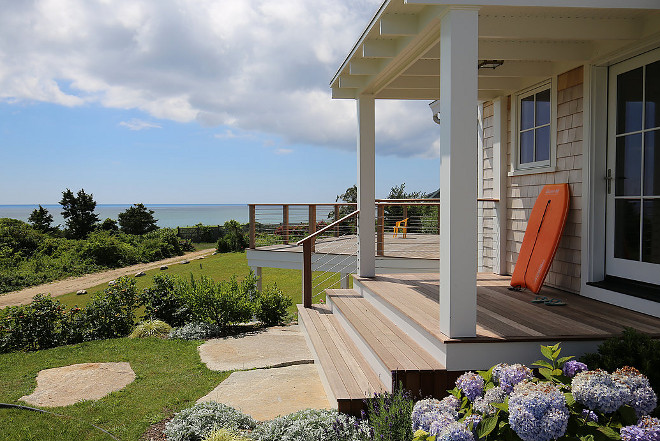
[355, 273, 660, 343]
[255, 233, 440, 260]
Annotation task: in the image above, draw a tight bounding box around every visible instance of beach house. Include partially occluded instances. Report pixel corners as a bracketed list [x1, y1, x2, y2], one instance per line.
[247, 0, 660, 413]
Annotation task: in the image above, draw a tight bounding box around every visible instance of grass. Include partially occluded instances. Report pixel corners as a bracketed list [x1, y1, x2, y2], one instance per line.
[0, 338, 229, 441]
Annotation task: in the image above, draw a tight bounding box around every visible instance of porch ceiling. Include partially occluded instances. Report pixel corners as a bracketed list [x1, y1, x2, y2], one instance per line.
[330, 0, 660, 101]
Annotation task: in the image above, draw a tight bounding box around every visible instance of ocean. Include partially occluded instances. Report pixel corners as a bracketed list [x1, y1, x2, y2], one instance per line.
[0, 204, 249, 229]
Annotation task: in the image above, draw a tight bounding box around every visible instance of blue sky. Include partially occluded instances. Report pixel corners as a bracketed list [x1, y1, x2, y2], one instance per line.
[0, 0, 440, 205]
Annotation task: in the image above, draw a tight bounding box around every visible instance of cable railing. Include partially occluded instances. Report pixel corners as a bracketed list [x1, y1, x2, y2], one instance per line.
[297, 210, 360, 308]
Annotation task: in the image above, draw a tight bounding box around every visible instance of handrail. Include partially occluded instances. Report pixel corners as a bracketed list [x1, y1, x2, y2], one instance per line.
[248, 202, 356, 207]
[375, 198, 439, 203]
[296, 210, 360, 246]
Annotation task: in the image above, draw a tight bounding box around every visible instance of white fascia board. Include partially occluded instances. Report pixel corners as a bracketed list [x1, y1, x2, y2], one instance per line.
[404, 0, 660, 9]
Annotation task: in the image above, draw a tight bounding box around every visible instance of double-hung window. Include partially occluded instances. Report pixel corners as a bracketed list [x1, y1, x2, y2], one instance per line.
[516, 82, 553, 170]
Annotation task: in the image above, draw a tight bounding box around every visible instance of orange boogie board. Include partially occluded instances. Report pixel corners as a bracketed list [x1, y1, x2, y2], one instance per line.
[510, 184, 570, 293]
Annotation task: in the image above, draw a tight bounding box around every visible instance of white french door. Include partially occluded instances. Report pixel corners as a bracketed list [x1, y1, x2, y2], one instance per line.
[606, 48, 660, 285]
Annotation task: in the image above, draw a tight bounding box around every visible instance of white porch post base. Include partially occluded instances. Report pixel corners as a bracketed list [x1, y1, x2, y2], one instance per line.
[250, 266, 262, 292]
[438, 8, 478, 338]
[357, 95, 376, 278]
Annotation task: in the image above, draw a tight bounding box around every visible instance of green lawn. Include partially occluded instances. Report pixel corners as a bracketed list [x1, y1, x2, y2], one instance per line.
[0, 338, 229, 441]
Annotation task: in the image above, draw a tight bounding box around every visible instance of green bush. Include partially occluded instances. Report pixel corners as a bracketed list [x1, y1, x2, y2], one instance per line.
[129, 319, 172, 338]
[164, 401, 256, 441]
[216, 220, 248, 253]
[251, 408, 372, 441]
[255, 284, 293, 326]
[184, 275, 255, 331]
[139, 274, 191, 327]
[0, 294, 67, 352]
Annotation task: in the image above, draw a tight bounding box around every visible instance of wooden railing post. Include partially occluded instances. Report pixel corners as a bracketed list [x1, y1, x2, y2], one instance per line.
[249, 204, 256, 249]
[334, 204, 340, 237]
[377, 203, 384, 256]
[283, 204, 289, 245]
[302, 240, 312, 308]
[309, 204, 316, 252]
[403, 205, 408, 220]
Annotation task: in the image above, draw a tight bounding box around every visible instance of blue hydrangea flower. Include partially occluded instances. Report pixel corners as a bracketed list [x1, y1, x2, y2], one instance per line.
[474, 386, 506, 415]
[412, 399, 458, 432]
[430, 420, 475, 441]
[563, 360, 588, 378]
[572, 369, 632, 414]
[457, 372, 485, 401]
[464, 413, 482, 437]
[620, 416, 660, 441]
[508, 381, 569, 441]
[492, 363, 534, 393]
[441, 395, 461, 411]
[612, 367, 657, 416]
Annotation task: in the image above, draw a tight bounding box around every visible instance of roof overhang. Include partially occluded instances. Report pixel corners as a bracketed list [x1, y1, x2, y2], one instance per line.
[331, 0, 660, 101]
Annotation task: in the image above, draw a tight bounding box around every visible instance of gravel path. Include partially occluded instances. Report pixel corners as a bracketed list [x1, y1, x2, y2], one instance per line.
[0, 248, 215, 308]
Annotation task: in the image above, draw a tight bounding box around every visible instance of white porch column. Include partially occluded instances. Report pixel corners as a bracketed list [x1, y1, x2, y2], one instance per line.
[439, 8, 478, 338]
[357, 95, 376, 278]
[492, 97, 508, 275]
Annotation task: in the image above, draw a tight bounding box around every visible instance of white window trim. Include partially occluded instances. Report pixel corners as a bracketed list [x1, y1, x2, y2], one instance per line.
[509, 78, 557, 175]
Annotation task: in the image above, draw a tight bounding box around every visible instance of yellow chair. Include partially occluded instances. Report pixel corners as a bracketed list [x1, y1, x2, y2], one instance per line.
[393, 218, 408, 238]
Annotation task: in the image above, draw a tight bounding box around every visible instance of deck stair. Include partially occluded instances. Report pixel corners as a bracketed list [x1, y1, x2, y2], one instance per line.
[298, 284, 451, 415]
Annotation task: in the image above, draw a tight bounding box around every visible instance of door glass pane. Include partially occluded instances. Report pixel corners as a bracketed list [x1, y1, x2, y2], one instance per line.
[615, 199, 641, 261]
[536, 89, 551, 126]
[535, 126, 550, 162]
[521, 95, 535, 130]
[645, 130, 660, 196]
[643, 200, 660, 264]
[646, 60, 660, 130]
[616, 133, 642, 196]
[617, 67, 643, 134]
[520, 131, 534, 164]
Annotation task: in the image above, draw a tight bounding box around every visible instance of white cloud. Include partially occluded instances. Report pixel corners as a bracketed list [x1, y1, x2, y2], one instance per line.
[275, 148, 293, 155]
[0, 0, 438, 157]
[119, 118, 162, 130]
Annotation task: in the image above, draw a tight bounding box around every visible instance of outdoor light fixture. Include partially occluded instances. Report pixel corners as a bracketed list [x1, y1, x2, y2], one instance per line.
[478, 60, 504, 69]
[429, 100, 441, 125]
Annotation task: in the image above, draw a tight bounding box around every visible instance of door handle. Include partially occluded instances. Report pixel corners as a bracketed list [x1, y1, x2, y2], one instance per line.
[605, 169, 613, 194]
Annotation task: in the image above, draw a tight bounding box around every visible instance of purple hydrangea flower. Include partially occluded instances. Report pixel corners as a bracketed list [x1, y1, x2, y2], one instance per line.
[508, 381, 569, 441]
[412, 399, 458, 432]
[613, 367, 658, 416]
[572, 369, 632, 414]
[492, 363, 534, 393]
[580, 409, 599, 423]
[430, 420, 475, 441]
[441, 395, 461, 411]
[464, 414, 482, 437]
[457, 372, 485, 402]
[474, 386, 506, 415]
[563, 360, 588, 378]
[620, 416, 660, 441]
[426, 412, 461, 436]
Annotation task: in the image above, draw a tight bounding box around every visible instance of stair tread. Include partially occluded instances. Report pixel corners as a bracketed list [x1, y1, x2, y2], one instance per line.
[298, 304, 387, 401]
[326, 289, 445, 371]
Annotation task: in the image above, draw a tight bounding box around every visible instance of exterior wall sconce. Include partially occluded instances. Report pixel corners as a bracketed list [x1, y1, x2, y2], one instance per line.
[478, 60, 504, 69]
[429, 100, 441, 125]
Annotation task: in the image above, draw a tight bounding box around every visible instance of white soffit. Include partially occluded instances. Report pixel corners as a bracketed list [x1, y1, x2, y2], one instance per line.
[331, 0, 660, 101]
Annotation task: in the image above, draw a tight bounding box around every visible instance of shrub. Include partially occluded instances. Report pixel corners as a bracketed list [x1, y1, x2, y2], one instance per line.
[139, 274, 191, 327]
[255, 284, 293, 326]
[129, 320, 172, 338]
[163, 401, 256, 441]
[202, 428, 250, 441]
[216, 220, 248, 253]
[251, 408, 372, 441]
[82, 231, 140, 267]
[184, 275, 254, 331]
[365, 385, 414, 441]
[168, 322, 221, 340]
[412, 343, 658, 441]
[0, 294, 67, 352]
[581, 328, 660, 402]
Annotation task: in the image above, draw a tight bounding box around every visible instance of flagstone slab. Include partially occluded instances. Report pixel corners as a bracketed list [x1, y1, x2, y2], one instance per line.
[197, 364, 330, 420]
[198, 325, 313, 371]
[20, 362, 135, 407]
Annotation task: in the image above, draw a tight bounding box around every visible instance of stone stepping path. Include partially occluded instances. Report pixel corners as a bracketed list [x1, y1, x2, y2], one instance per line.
[20, 362, 135, 407]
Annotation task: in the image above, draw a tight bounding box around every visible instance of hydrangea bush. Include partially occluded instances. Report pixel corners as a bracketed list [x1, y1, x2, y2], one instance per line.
[413, 343, 658, 441]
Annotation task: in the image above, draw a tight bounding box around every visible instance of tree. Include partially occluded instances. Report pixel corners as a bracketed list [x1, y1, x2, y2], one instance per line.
[118, 203, 158, 235]
[99, 218, 119, 232]
[28, 205, 54, 232]
[328, 184, 357, 222]
[59, 189, 99, 239]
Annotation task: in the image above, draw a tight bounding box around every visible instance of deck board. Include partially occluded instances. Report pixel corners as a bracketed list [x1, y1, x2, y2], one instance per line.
[355, 273, 660, 343]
